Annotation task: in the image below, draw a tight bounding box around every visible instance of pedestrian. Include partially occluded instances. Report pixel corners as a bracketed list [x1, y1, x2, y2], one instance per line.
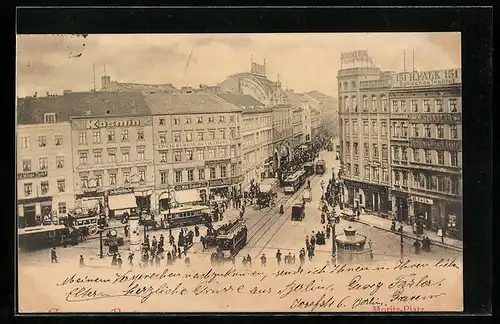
[169, 234, 175, 246]
[279, 204, 284, 216]
[310, 235, 316, 249]
[155, 253, 161, 267]
[413, 222, 417, 235]
[117, 255, 123, 269]
[51, 247, 58, 263]
[308, 248, 313, 261]
[183, 244, 188, 256]
[149, 253, 154, 267]
[246, 254, 252, 267]
[185, 256, 191, 267]
[79, 255, 85, 268]
[299, 249, 305, 266]
[111, 252, 118, 266]
[128, 252, 134, 266]
[276, 249, 282, 265]
[124, 225, 129, 237]
[242, 256, 248, 268]
[195, 225, 200, 237]
[305, 236, 310, 249]
[413, 240, 421, 254]
[260, 254, 267, 267]
[166, 252, 173, 265]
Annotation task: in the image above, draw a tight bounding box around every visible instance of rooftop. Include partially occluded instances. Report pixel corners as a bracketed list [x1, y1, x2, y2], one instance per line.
[216, 93, 268, 112]
[143, 92, 243, 115]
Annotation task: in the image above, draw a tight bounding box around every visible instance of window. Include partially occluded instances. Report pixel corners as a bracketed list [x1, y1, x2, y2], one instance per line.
[431, 176, 438, 190]
[413, 148, 420, 162]
[373, 167, 379, 181]
[198, 168, 205, 180]
[187, 169, 194, 181]
[80, 175, 88, 188]
[55, 156, 64, 168]
[186, 149, 193, 161]
[412, 124, 420, 137]
[403, 172, 408, 186]
[231, 146, 236, 157]
[436, 99, 443, 112]
[174, 118, 180, 125]
[400, 100, 407, 112]
[57, 180, 65, 193]
[450, 125, 458, 139]
[372, 96, 377, 111]
[411, 100, 419, 112]
[22, 159, 31, 172]
[437, 124, 444, 138]
[208, 116, 215, 123]
[139, 170, 146, 182]
[159, 118, 165, 125]
[352, 121, 358, 135]
[94, 151, 102, 164]
[175, 170, 182, 183]
[210, 167, 216, 179]
[123, 172, 130, 184]
[402, 123, 408, 137]
[186, 117, 192, 124]
[425, 124, 432, 138]
[352, 97, 358, 112]
[437, 176, 444, 192]
[219, 130, 226, 140]
[44, 113, 56, 123]
[160, 171, 168, 185]
[230, 128, 236, 139]
[219, 147, 226, 158]
[392, 101, 399, 113]
[174, 151, 182, 162]
[109, 173, 117, 185]
[423, 99, 430, 112]
[437, 150, 445, 165]
[137, 149, 145, 161]
[221, 165, 227, 178]
[108, 131, 115, 142]
[186, 132, 193, 142]
[39, 135, 49, 148]
[173, 132, 181, 142]
[24, 183, 33, 196]
[197, 150, 204, 161]
[372, 121, 378, 133]
[364, 166, 370, 179]
[444, 177, 451, 192]
[197, 132, 204, 141]
[108, 151, 116, 163]
[383, 168, 389, 182]
[58, 202, 67, 214]
[41, 181, 49, 194]
[373, 144, 379, 158]
[425, 149, 432, 163]
[450, 151, 458, 166]
[219, 116, 225, 123]
[159, 133, 167, 143]
[393, 122, 400, 137]
[209, 130, 215, 140]
[363, 121, 369, 134]
[122, 151, 129, 162]
[208, 148, 216, 159]
[121, 130, 129, 141]
[353, 142, 358, 155]
[21, 137, 30, 149]
[362, 96, 368, 111]
[231, 164, 236, 177]
[382, 144, 388, 159]
[160, 151, 167, 163]
[54, 135, 63, 147]
[394, 172, 400, 186]
[364, 143, 369, 157]
[381, 96, 387, 112]
[402, 147, 407, 161]
[230, 115, 235, 123]
[449, 99, 458, 112]
[78, 133, 86, 145]
[137, 128, 144, 140]
[79, 151, 88, 164]
[95, 175, 102, 187]
[393, 146, 400, 161]
[419, 174, 426, 188]
[197, 116, 203, 124]
[381, 122, 387, 135]
[353, 164, 359, 176]
[346, 142, 350, 154]
[344, 98, 350, 112]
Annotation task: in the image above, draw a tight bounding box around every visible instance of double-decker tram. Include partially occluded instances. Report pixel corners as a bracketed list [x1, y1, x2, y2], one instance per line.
[215, 219, 248, 260]
[18, 225, 70, 251]
[303, 161, 315, 176]
[315, 159, 326, 174]
[284, 170, 307, 194]
[160, 205, 212, 228]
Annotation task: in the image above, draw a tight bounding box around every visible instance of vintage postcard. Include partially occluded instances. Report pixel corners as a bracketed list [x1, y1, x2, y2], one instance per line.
[16, 32, 463, 313]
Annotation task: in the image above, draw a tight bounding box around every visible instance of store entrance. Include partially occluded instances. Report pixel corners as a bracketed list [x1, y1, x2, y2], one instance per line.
[23, 205, 36, 227]
[414, 202, 432, 229]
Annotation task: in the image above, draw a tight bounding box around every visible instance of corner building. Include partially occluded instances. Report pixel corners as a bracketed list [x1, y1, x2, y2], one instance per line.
[389, 69, 462, 239]
[338, 66, 393, 216]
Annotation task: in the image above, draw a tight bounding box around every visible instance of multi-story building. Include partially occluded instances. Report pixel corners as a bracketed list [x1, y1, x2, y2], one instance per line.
[292, 106, 304, 150]
[144, 91, 243, 209]
[338, 65, 393, 216]
[217, 93, 273, 189]
[17, 93, 75, 226]
[389, 69, 462, 238]
[68, 92, 155, 218]
[271, 104, 295, 170]
[305, 91, 339, 138]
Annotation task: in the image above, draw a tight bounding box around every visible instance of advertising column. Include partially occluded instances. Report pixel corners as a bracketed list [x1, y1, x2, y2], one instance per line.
[128, 215, 141, 252]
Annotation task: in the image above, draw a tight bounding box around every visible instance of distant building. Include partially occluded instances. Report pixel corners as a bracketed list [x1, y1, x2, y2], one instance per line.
[100, 75, 179, 94]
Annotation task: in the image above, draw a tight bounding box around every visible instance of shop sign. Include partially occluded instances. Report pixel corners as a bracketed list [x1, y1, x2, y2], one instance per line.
[408, 113, 462, 124]
[205, 159, 231, 167]
[413, 196, 433, 205]
[86, 119, 141, 129]
[17, 171, 48, 180]
[76, 190, 103, 199]
[393, 69, 461, 88]
[240, 79, 267, 103]
[76, 160, 153, 171]
[231, 175, 244, 184]
[157, 140, 229, 150]
[107, 187, 134, 196]
[174, 181, 207, 191]
[410, 138, 461, 151]
[17, 196, 53, 205]
[209, 178, 232, 187]
[343, 179, 389, 194]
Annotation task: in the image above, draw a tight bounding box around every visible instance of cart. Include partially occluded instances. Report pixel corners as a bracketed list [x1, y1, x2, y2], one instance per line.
[291, 204, 305, 221]
[302, 189, 312, 203]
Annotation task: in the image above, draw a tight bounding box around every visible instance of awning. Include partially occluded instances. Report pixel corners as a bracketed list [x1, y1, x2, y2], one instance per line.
[174, 189, 202, 204]
[108, 194, 137, 210]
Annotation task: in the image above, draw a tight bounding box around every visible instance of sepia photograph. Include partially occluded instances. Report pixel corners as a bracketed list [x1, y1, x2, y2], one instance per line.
[16, 32, 464, 313]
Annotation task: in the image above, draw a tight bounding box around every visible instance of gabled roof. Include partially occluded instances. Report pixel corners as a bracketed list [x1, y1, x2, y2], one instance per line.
[216, 93, 266, 109]
[143, 92, 242, 115]
[17, 91, 151, 125]
[108, 82, 178, 93]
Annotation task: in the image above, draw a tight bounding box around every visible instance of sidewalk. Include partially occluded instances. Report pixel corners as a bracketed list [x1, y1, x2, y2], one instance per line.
[334, 206, 463, 252]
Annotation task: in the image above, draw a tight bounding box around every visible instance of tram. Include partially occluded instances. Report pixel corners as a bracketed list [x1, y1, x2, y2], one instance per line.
[284, 170, 307, 194]
[215, 219, 248, 259]
[160, 205, 212, 228]
[303, 162, 315, 176]
[315, 159, 326, 174]
[18, 225, 70, 250]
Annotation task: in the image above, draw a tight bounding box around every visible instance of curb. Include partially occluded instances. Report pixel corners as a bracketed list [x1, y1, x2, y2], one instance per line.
[353, 219, 463, 252]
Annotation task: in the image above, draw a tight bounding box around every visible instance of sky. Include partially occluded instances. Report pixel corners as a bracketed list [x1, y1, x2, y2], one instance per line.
[16, 33, 461, 98]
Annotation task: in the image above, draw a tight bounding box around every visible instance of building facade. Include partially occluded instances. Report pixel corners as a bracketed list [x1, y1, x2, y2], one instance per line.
[17, 119, 75, 227]
[292, 106, 304, 150]
[389, 69, 462, 238]
[338, 66, 393, 216]
[271, 104, 294, 170]
[145, 92, 243, 209]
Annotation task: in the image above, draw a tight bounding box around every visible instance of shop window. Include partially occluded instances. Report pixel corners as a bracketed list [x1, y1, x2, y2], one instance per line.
[24, 183, 32, 196]
[122, 130, 129, 141]
[41, 181, 49, 194]
[21, 136, 30, 149]
[22, 159, 31, 172]
[58, 202, 67, 214]
[57, 180, 65, 193]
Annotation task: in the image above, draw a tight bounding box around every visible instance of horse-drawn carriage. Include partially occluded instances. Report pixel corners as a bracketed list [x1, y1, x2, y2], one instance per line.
[291, 203, 305, 221]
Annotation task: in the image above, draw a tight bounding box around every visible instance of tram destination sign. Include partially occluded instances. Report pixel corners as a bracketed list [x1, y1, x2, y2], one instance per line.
[393, 69, 461, 88]
[18, 171, 48, 180]
[410, 138, 461, 151]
